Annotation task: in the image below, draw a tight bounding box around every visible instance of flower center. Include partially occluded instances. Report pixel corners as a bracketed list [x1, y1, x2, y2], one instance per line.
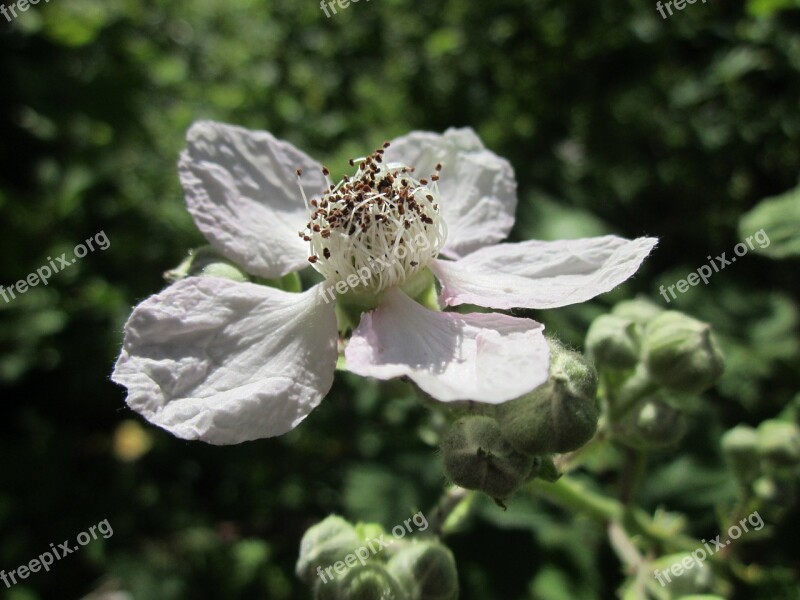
[299, 144, 447, 294]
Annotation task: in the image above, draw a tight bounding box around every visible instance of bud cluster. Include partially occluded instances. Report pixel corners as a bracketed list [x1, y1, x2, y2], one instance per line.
[586, 300, 725, 450]
[296, 515, 458, 600]
[722, 419, 800, 515]
[439, 339, 598, 501]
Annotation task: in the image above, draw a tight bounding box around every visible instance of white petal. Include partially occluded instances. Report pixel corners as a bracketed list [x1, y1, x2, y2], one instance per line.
[180, 121, 326, 278]
[345, 288, 549, 403]
[432, 236, 658, 310]
[112, 277, 338, 444]
[384, 128, 517, 258]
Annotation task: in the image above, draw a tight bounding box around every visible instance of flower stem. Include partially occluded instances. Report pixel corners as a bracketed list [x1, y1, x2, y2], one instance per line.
[528, 476, 705, 557]
[428, 486, 473, 538]
[619, 447, 647, 506]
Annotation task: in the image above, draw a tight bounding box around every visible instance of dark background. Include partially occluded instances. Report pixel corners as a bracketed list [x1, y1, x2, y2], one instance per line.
[0, 0, 798, 598]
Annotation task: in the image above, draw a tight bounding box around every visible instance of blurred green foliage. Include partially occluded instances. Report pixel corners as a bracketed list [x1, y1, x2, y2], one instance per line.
[0, 0, 798, 598]
[739, 183, 800, 259]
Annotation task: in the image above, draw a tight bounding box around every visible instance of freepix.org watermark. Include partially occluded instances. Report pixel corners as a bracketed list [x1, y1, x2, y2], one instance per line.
[653, 510, 764, 587]
[658, 228, 769, 303]
[1, 519, 113, 589]
[1, 0, 51, 23]
[316, 511, 428, 585]
[656, 0, 708, 20]
[318, 232, 432, 305]
[319, 0, 370, 18]
[0, 230, 110, 304]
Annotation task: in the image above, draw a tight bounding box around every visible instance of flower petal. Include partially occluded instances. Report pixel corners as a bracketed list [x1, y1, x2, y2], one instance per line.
[112, 277, 338, 444]
[180, 121, 326, 278]
[345, 288, 549, 403]
[431, 236, 658, 310]
[384, 128, 517, 258]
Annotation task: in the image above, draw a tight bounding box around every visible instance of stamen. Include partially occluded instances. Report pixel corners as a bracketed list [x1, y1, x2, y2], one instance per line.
[295, 168, 309, 211]
[301, 147, 447, 293]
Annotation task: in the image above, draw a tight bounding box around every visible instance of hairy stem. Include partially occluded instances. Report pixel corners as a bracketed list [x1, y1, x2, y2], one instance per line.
[529, 476, 707, 557]
[428, 486, 472, 537]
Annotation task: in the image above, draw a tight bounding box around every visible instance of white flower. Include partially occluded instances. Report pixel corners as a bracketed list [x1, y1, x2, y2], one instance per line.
[112, 121, 657, 445]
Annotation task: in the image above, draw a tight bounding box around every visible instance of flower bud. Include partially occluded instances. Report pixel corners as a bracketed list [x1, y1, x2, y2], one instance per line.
[386, 542, 458, 600]
[642, 311, 724, 394]
[314, 578, 340, 600]
[721, 425, 760, 482]
[335, 565, 407, 600]
[648, 552, 713, 597]
[354, 522, 386, 544]
[753, 476, 797, 508]
[440, 416, 533, 499]
[497, 340, 599, 456]
[757, 420, 800, 467]
[615, 396, 686, 450]
[611, 297, 664, 326]
[200, 262, 251, 281]
[296, 516, 362, 586]
[585, 314, 640, 370]
[164, 246, 248, 283]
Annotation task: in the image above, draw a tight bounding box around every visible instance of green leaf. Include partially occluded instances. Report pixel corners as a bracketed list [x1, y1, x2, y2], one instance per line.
[739, 183, 800, 259]
[746, 0, 800, 17]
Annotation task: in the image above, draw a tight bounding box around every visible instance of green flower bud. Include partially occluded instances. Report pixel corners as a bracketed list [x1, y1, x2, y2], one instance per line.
[337, 565, 407, 600]
[440, 416, 533, 499]
[498, 340, 599, 456]
[354, 522, 386, 544]
[200, 262, 250, 281]
[721, 425, 760, 482]
[753, 476, 797, 508]
[612, 297, 664, 325]
[314, 578, 341, 600]
[615, 396, 686, 450]
[164, 246, 248, 283]
[757, 420, 800, 467]
[386, 542, 458, 600]
[642, 312, 724, 394]
[586, 314, 640, 370]
[297, 516, 362, 586]
[648, 552, 713, 597]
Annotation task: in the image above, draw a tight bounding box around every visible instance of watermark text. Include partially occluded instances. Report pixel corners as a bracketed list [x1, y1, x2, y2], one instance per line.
[1, 230, 110, 304]
[1, 519, 113, 589]
[653, 510, 763, 587]
[316, 511, 428, 585]
[1, 0, 52, 23]
[659, 228, 769, 303]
